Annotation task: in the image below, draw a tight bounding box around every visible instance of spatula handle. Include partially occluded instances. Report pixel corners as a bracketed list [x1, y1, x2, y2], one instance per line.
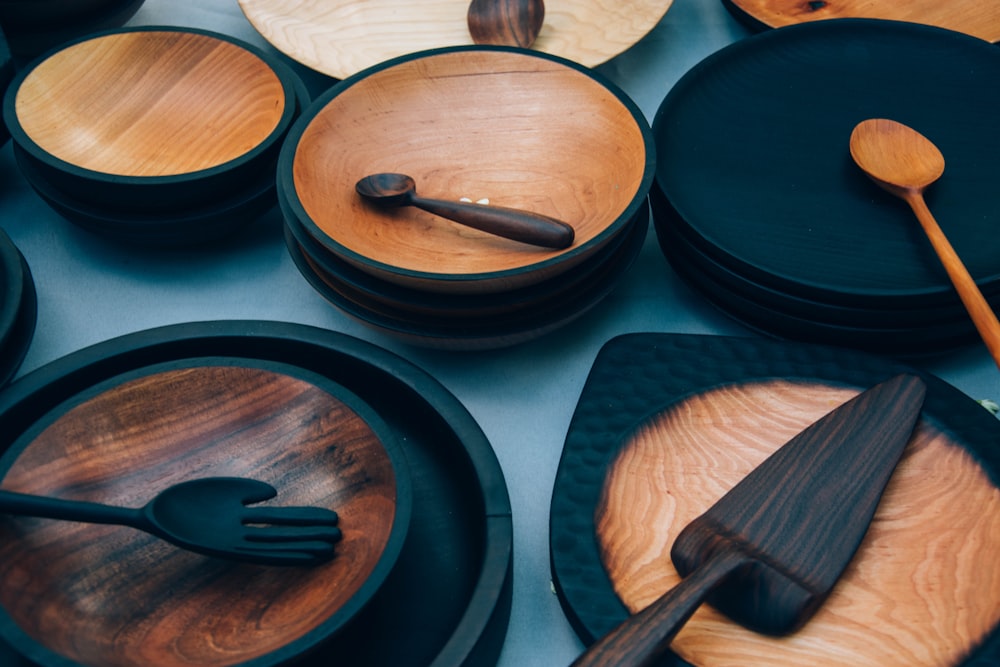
[0, 488, 145, 528]
[410, 195, 575, 249]
[571, 548, 749, 667]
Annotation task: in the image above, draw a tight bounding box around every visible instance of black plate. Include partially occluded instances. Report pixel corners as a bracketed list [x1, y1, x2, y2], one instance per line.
[0, 23, 10, 146]
[651, 19, 1000, 310]
[0, 0, 145, 59]
[0, 252, 35, 388]
[550, 332, 1000, 666]
[0, 321, 513, 666]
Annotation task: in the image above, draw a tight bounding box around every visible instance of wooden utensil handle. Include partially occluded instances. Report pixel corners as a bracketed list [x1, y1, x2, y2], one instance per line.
[410, 195, 574, 249]
[906, 194, 1000, 370]
[0, 489, 146, 528]
[571, 549, 749, 667]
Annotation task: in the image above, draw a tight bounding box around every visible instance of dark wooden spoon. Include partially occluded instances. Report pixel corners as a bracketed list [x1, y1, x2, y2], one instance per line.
[356, 172, 574, 249]
[849, 118, 1000, 370]
[467, 0, 545, 47]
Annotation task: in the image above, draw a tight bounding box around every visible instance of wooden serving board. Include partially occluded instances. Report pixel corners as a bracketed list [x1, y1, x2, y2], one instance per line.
[237, 0, 674, 80]
[550, 333, 1000, 666]
[723, 0, 1000, 42]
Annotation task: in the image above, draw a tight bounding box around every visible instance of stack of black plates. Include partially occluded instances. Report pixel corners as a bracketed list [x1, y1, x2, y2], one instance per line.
[0, 229, 35, 387]
[650, 19, 1000, 357]
[0, 0, 146, 60]
[0, 23, 11, 146]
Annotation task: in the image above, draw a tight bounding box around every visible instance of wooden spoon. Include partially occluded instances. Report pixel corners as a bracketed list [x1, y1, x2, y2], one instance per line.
[355, 172, 574, 249]
[467, 0, 545, 47]
[850, 118, 1000, 370]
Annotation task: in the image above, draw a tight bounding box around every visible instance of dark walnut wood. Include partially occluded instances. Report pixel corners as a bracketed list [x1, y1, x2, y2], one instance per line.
[0, 363, 402, 667]
[596, 379, 1000, 666]
[467, 0, 545, 47]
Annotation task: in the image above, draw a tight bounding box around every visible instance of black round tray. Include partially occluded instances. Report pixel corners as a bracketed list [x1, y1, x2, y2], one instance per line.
[0, 321, 513, 667]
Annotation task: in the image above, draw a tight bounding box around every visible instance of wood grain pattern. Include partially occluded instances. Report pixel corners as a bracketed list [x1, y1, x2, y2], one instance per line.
[726, 0, 1000, 42]
[290, 49, 648, 294]
[596, 380, 1000, 666]
[238, 0, 673, 80]
[14, 31, 286, 176]
[0, 364, 400, 667]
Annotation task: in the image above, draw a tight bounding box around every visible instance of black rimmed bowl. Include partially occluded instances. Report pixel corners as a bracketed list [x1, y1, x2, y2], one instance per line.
[4, 27, 302, 216]
[0, 349, 412, 667]
[278, 45, 654, 296]
[0, 321, 513, 667]
[0, 228, 35, 387]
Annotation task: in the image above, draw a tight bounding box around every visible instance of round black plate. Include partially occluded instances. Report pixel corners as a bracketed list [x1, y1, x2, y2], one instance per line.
[652, 18, 1000, 309]
[0, 321, 513, 667]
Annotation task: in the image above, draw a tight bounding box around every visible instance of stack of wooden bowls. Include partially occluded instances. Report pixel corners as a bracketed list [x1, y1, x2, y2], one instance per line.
[0, 0, 146, 59]
[278, 46, 654, 350]
[3, 27, 308, 245]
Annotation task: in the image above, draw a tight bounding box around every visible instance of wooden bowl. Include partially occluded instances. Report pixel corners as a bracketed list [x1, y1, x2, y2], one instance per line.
[0, 359, 412, 667]
[4, 27, 300, 212]
[0, 0, 144, 58]
[285, 204, 648, 349]
[279, 46, 653, 295]
[238, 0, 674, 80]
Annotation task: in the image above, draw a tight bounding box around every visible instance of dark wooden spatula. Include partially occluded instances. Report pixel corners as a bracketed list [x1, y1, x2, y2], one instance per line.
[572, 373, 927, 667]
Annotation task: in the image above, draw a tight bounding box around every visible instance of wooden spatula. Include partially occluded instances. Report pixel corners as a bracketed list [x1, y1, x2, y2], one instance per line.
[572, 373, 927, 667]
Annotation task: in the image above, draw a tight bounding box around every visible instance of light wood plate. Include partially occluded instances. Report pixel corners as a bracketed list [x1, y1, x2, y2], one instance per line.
[550, 333, 1000, 666]
[238, 0, 674, 80]
[723, 0, 1000, 42]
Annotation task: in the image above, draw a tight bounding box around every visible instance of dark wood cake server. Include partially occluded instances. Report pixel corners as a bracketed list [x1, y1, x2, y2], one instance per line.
[572, 372, 927, 666]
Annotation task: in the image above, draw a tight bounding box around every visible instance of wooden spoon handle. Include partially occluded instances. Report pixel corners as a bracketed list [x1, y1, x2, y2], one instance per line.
[0, 489, 146, 528]
[906, 193, 1000, 370]
[571, 548, 749, 667]
[410, 195, 574, 249]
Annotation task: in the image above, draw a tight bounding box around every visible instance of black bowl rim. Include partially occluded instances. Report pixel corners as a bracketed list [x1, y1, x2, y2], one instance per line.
[277, 44, 656, 287]
[2, 25, 299, 187]
[0, 321, 512, 667]
[0, 228, 24, 352]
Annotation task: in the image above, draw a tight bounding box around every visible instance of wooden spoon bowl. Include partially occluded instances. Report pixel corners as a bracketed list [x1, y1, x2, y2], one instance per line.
[0, 361, 411, 667]
[279, 46, 653, 294]
[3, 27, 300, 212]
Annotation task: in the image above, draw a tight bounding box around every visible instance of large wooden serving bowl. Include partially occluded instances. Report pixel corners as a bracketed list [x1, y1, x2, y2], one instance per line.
[0, 360, 411, 667]
[279, 46, 653, 295]
[4, 28, 298, 211]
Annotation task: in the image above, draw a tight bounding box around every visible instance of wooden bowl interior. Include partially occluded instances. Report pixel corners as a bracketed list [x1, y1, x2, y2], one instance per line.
[597, 380, 1000, 666]
[14, 30, 287, 177]
[0, 363, 401, 667]
[726, 0, 1000, 42]
[291, 49, 647, 291]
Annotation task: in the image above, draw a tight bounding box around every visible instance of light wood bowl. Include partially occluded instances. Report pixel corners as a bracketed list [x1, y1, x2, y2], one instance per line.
[4, 27, 299, 212]
[0, 361, 411, 667]
[238, 0, 674, 81]
[279, 46, 653, 295]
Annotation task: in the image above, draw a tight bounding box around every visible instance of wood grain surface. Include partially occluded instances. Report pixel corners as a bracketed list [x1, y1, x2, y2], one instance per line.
[596, 380, 1000, 666]
[726, 0, 1000, 42]
[14, 31, 286, 176]
[0, 364, 400, 667]
[290, 49, 648, 293]
[237, 0, 673, 80]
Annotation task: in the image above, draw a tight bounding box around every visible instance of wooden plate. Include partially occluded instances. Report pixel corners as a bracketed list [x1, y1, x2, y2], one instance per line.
[550, 333, 1000, 666]
[237, 0, 674, 80]
[722, 0, 1000, 42]
[279, 46, 653, 295]
[0, 322, 513, 667]
[284, 204, 647, 350]
[4, 27, 300, 212]
[651, 19, 1000, 310]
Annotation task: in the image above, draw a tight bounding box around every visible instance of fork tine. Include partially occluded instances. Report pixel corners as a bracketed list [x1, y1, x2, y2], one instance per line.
[236, 541, 338, 565]
[242, 506, 340, 526]
[243, 525, 343, 544]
